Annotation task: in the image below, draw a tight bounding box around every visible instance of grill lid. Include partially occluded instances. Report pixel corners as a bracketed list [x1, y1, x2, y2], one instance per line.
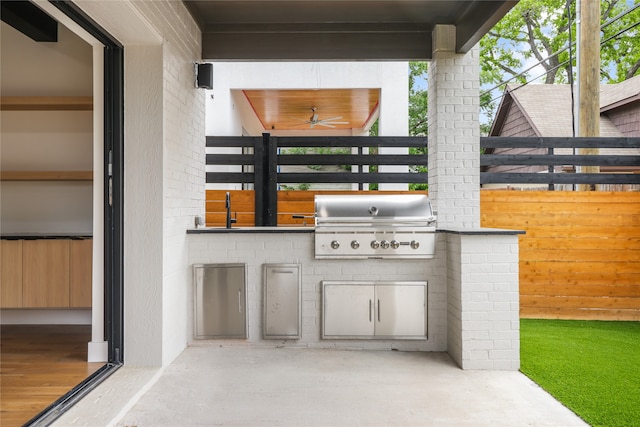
[314, 194, 436, 226]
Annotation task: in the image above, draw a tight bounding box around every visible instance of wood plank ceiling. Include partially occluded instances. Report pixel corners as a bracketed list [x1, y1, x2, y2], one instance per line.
[243, 88, 380, 131]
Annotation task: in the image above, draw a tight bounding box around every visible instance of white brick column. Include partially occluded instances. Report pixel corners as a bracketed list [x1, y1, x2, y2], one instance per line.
[428, 25, 480, 228]
[446, 231, 520, 370]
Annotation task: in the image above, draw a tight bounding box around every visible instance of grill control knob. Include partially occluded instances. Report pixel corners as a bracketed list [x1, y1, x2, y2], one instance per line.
[390, 240, 400, 249]
[410, 240, 420, 250]
[351, 240, 360, 249]
[381, 240, 390, 249]
[370, 240, 381, 249]
[331, 240, 340, 249]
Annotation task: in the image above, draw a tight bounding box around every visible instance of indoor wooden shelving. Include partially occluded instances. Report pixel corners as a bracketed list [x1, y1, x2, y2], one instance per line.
[0, 96, 93, 111]
[0, 171, 93, 181]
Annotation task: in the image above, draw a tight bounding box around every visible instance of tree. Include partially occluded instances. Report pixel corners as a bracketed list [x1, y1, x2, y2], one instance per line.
[409, 62, 428, 137]
[480, 0, 640, 130]
[408, 62, 429, 190]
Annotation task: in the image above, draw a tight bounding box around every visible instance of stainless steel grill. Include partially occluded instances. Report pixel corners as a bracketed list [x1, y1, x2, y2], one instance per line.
[314, 194, 436, 259]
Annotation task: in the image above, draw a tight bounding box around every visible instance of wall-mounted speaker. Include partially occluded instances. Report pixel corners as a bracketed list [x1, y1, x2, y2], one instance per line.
[196, 63, 213, 89]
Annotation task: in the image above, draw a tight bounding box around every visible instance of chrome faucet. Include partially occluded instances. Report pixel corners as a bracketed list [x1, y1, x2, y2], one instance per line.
[225, 192, 237, 228]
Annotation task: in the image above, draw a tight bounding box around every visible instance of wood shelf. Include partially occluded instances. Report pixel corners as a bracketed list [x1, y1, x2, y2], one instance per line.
[0, 96, 93, 111]
[0, 171, 93, 181]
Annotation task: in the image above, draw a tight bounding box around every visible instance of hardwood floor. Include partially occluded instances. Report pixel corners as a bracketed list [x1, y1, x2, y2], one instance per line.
[1, 325, 104, 427]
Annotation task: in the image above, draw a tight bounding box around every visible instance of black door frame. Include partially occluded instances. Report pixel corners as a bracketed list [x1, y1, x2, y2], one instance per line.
[24, 1, 124, 425]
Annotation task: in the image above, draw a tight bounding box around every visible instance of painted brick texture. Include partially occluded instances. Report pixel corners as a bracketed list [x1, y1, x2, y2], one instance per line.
[129, 1, 205, 366]
[428, 44, 481, 228]
[446, 233, 520, 370]
[188, 232, 448, 352]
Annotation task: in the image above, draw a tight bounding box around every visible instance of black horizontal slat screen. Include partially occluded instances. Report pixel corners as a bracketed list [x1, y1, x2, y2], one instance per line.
[481, 173, 640, 185]
[481, 137, 640, 186]
[480, 137, 640, 149]
[205, 135, 428, 186]
[205, 135, 640, 187]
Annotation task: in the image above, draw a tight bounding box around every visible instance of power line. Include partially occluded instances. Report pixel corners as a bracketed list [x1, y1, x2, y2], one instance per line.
[480, 2, 640, 101]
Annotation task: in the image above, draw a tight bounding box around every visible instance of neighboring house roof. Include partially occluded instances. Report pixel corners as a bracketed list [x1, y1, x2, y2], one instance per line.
[487, 78, 640, 177]
[490, 83, 624, 137]
[600, 74, 640, 112]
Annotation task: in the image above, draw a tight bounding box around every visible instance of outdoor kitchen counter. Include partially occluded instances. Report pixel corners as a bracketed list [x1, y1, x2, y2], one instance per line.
[187, 224, 523, 371]
[187, 227, 314, 233]
[1, 233, 92, 239]
[438, 227, 525, 235]
[187, 227, 524, 235]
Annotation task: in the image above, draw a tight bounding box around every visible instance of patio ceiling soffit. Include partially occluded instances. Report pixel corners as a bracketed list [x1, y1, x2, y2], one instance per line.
[184, 1, 518, 61]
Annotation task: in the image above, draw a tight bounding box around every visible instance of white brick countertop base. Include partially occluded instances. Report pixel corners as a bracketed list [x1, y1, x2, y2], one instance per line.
[187, 228, 521, 370]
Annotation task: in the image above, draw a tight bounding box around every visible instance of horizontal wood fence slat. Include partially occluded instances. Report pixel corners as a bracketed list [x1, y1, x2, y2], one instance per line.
[481, 154, 640, 167]
[481, 173, 640, 185]
[277, 172, 428, 184]
[481, 136, 640, 149]
[481, 190, 640, 321]
[278, 154, 428, 166]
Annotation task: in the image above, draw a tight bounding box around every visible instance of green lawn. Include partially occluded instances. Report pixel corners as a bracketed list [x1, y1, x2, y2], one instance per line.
[520, 319, 640, 427]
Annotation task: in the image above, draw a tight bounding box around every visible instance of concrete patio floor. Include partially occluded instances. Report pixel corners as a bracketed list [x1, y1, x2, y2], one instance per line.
[54, 345, 588, 427]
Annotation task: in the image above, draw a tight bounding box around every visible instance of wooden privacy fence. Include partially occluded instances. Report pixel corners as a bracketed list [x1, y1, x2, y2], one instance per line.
[207, 189, 640, 320]
[481, 190, 640, 321]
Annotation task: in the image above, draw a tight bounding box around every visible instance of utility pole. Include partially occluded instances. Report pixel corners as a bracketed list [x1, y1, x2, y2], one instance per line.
[578, 0, 600, 191]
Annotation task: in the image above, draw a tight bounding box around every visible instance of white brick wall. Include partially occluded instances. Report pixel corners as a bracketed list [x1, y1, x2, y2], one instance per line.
[428, 29, 480, 228]
[188, 232, 448, 352]
[187, 230, 520, 370]
[446, 232, 520, 370]
[88, 0, 205, 367]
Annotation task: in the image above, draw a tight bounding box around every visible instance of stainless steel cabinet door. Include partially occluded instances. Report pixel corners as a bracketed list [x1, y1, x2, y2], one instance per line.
[263, 264, 301, 339]
[194, 264, 247, 339]
[323, 283, 375, 337]
[375, 284, 426, 338]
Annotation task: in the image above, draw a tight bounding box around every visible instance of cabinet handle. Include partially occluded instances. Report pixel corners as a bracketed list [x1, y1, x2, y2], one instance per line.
[272, 269, 293, 274]
[238, 289, 242, 313]
[369, 299, 372, 322]
[377, 299, 381, 322]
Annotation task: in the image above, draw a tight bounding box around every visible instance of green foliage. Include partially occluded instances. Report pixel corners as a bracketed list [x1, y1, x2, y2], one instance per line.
[521, 319, 640, 427]
[600, 1, 640, 82]
[407, 62, 428, 189]
[409, 62, 428, 136]
[369, 119, 379, 136]
[279, 183, 310, 191]
[480, 0, 640, 127]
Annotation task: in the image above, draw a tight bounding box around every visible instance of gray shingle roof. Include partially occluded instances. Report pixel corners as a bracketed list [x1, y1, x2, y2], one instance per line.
[505, 83, 623, 137]
[600, 74, 640, 111]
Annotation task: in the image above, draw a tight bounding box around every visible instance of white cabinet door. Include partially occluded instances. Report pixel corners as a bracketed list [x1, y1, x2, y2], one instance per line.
[375, 284, 426, 338]
[323, 283, 374, 337]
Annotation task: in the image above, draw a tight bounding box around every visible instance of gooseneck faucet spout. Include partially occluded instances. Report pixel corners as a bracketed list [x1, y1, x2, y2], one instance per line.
[225, 192, 237, 228]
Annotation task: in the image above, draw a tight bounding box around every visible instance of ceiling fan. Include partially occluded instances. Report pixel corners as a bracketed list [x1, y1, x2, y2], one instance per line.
[290, 107, 349, 129]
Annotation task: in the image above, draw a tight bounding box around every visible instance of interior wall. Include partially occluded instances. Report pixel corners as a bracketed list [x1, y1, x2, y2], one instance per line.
[0, 22, 93, 234]
[0, 20, 93, 325]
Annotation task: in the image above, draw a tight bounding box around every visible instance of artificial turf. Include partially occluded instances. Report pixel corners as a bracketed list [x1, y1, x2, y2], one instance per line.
[520, 319, 640, 427]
